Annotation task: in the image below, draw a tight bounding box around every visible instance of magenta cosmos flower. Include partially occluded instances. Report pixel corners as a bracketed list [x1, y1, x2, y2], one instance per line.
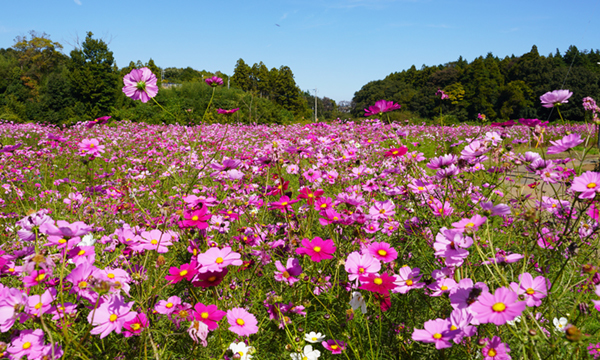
[540, 89, 573, 108]
[193, 303, 226, 330]
[274, 258, 302, 285]
[412, 318, 457, 349]
[8, 329, 45, 360]
[165, 263, 197, 284]
[470, 287, 526, 326]
[364, 99, 401, 117]
[367, 241, 398, 263]
[296, 237, 336, 262]
[122, 67, 159, 103]
[384, 146, 408, 158]
[205, 76, 224, 87]
[123, 312, 149, 337]
[179, 207, 212, 229]
[217, 108, 239, 115]
[359, 272, 396, 295]
[547, 133, 584, 155]
[509, 272, 550, 307]
[322, 339, 346, 354]
[482, 336, 511, 360]
[227, 307, 258, 336]
[78, 138, 105, 157]
[571, 171, 600, 199]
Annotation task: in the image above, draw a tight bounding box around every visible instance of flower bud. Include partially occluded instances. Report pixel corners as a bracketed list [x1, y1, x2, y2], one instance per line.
[156, 255, 166, 266]
[565, 325, 582, 342]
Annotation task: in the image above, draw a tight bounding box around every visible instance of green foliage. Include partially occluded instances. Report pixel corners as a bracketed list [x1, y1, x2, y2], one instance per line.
[353, 45, 600, 122]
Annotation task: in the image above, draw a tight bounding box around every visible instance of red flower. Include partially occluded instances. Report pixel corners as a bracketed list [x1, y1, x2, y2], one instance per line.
[359, 273, 396, 295]
[384, 146, 408, 158]
[217, 108, 239, 115]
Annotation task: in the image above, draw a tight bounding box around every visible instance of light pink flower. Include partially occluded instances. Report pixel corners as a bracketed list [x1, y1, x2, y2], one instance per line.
[227, 307, 259, 336]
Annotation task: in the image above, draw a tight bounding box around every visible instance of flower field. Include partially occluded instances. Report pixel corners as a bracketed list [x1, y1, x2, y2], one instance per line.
[1, 115, 600, 359]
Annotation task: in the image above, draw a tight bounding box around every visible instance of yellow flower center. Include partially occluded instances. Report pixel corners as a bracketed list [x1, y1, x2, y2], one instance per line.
[313, 246, 321, 253]
[282, 271, 290, 278]
[488, 348, 497, 357]
[281, 202, 288, 206]
[433, 333, 442, 339]
[392, 151, 398, 155]
[417, 186, 424, 191]
[201, 312, 209, 319]
[131, 323, 141, 330]
[166, 302, 173, 308]
[35, 302, 43, 310]
[450, 325, 457, 330]
[588, 182, 597, 189]
[35, 273, 46, 282]
[465, 222, 475, 228]
[180, 270, 188, 276]
[236, 318, 245, 326]
[58, 239, 67, 244]
[378, 249, 387, 256]
[107, 273, 115, 279]
[192, 216, 198, 221]
[358, 268, 365, 273]
[215, 257, 224, 264]
[308, 194, 313, 198]
[492, 302, 506, 312]
[379, 209, 386, 214]
[79, 281, 87, 288]
[109, 314, 118, 322]
[320, 204, 327, 208]
[151, 240, 158, 245]
[331, 344, 339, 350]
[406, 279, 413, 286]
[374, 278, 383, 285]
[22, 342, 31, 350]
[441, 285, 448, 291]
[526, 288, 535, 295]
[78, 250, 85, 256]
[89, 144, 95, 148]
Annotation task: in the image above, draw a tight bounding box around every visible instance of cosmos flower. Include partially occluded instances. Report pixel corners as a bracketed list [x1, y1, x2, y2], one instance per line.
[509, 272, 550, 307]
[122, 67, 159, 103]
[546, 133, 584, 154]
[540, 89, 573, 108]
[217, 108, 239, 115]
[571, 171, 600, 199]
[87, 295, 136, 339]
[364, 100, 401, 117]
[296, 237, 336, 262]
[193, 303, 226, 330]
[470, 287, 526, 326]
[205, 76, 224, 87]
[412, 318, 457, 349]
[481, 336, 511, 360]
[227, 308, 258, 336]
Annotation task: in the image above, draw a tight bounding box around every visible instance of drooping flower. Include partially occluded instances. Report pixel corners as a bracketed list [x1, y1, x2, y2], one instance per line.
[217, 108, 239, 115]
[349, 291, 367, 314]
[540, 89, 573, 108]
[296, 237, 336, 262]
[470, 287, 526, 326]
[364, 100, 401, 117]
[547, 133, 584, 154]
[227, 307, 259, 336]
[229, 342, 254, 360]
[188, 320, 209, 347]
[122, 67, 159, 103]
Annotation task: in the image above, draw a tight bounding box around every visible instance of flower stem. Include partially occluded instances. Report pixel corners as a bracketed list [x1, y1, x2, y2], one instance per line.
[150, 97, 177, 120]
[201, 87, 216, 124]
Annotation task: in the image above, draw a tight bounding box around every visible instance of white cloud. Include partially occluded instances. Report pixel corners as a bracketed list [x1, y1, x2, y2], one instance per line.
[74, 0, 82, 5]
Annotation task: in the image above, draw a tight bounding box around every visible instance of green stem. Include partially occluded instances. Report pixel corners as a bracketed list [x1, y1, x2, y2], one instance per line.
[150, 97, 177, 120]
[201, 87, 216, 124]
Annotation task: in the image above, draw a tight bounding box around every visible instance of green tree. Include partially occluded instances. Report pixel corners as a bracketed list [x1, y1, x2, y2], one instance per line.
[68, 32, 119, 119]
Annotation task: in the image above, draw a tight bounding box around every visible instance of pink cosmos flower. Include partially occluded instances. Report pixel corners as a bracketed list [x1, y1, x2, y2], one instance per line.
[449, 308, 476, 343]
[217, 108, 239, 115]
[122, 67, 159, 103]
[322, 339, 346, 354]
[26, 288, 56, 317]
[197, 247, 243, 273]
[155, 296, 182, 315]
[571, 171, 600, 199]
[8, 329, 45, 359]
[509, 272, 550, 307]
[451, 214, 487, 233]
[0, 287, 29, 332]
[188, 320, 209, 346]
[345, 251, 381, 283]
[547, 133, 584, 154]
[193, 303, 226, 330]
[482, 336, 511, 360]
[123, 312, 149, 337]
[205, 76, 224, 87]
[268, 195, 299, 213]
[39, 220, 92, 238]
[78, 138, 105, 157]
[540, 89, 573, 108]
[412, 318, 457, 349]
[86, 115, 111, 128]
[297, 187, 324, 205]
[88, 295, 136, 339]
[165, 263, 197, 284]
[429, 199, 454, 217]
[436, 89, 449, 99]
[359, 272, 396, 295]
[368, 242, 398, 263]
[137, 229, 173, 253]
[368, 200, 396, 220]
[471, 287, 526, 326]
[274, 258, 302, 285]
[393, 266, 424, 294]
[296, 237, 336, 262]
[364, 99, 401, 117]
[227, 307, 259, 336]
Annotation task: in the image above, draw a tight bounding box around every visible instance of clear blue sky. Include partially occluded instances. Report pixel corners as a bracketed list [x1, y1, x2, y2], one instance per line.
[1, 0, 598, 103]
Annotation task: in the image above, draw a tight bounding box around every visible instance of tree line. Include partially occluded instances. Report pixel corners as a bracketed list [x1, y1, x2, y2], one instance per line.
[352, 45, 600, 122]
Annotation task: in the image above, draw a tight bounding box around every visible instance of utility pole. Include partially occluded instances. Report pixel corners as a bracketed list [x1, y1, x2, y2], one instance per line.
[314, 88, 318, 122]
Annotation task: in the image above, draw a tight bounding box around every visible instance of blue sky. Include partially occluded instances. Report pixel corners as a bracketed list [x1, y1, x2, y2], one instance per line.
[1, 0, 598, 102]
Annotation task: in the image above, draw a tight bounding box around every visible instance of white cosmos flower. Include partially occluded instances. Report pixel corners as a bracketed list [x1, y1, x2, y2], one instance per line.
[290, 345, 321, 360]
[229, 342, 254, 360]
[553, 317, 568, 332]
[304, 331, 325, 343]
[349, 291, 367, 314]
